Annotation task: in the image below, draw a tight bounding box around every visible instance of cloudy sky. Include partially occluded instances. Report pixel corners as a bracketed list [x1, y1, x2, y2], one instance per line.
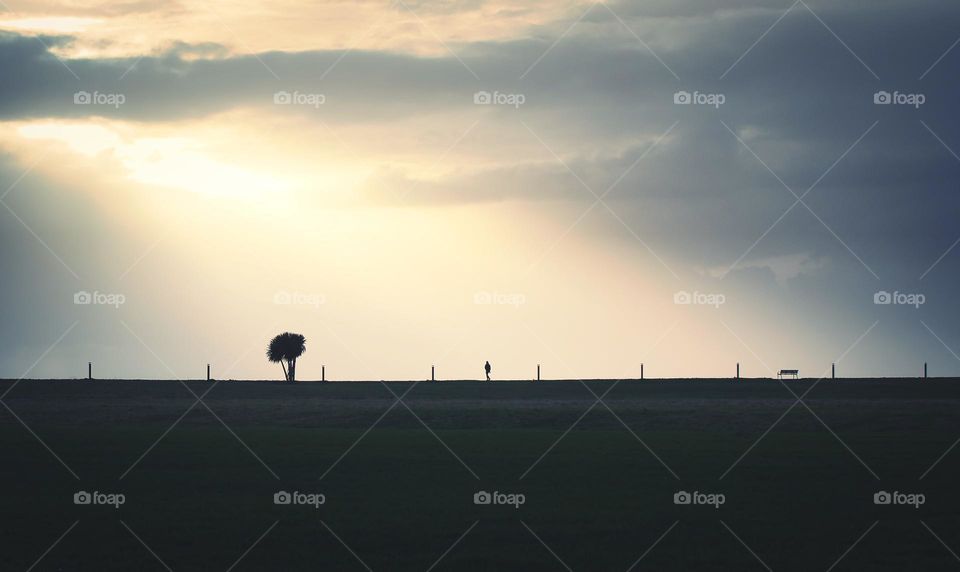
[1, 0, 959, 380]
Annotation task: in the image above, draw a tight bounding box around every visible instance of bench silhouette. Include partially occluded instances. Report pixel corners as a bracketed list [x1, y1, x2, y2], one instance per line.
[778, 369, 799, 379]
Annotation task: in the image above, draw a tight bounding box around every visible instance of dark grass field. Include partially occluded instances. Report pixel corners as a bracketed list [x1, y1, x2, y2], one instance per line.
[2, 378, 960, 571]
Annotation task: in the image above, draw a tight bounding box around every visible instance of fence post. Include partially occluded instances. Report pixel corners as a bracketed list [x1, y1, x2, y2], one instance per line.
[537, 364, 540, 382]
[207, 364, 210, 381]
[322, 365, 325, 382]
[736, 362, 740, 380]
[88, 362, 92, 380]
[832, 363, 835, 380]
[641, 363, 644, 380]
[924, 362, 928, 379]
[432, 365, 435, 382]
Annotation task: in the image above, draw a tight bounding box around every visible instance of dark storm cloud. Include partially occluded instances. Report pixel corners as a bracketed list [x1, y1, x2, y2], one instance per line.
[2, 0, 960, 373]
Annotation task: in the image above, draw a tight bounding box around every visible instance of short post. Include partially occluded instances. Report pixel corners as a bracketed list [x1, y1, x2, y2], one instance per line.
[832, 363, 835, 380]
[736, 362, 740, 380]
[431, 365, 435, 382]
[641, 363, 644, 380]
[88, 362, 92, 380]
[322, 365, 325, 382]
[537, 364, 540, 381]
[924, 362, 928, 379]
[207, 364, 210, 381]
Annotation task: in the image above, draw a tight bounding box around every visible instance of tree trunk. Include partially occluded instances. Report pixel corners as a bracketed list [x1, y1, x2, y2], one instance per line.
[280, 361, 288, 382]
[288, 359, 296, 382]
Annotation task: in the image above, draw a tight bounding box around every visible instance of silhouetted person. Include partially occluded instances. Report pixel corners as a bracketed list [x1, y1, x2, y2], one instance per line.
[484, 361, 491, 381]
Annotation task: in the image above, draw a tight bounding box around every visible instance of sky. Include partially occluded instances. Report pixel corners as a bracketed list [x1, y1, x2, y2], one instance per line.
[1, 0, 959, 380]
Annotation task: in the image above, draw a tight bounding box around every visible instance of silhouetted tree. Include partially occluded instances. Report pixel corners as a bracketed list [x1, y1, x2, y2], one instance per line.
[267, 332, 306, 382]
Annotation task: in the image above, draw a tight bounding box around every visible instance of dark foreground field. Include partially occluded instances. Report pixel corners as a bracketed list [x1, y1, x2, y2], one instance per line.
[2, 378, 959, 571]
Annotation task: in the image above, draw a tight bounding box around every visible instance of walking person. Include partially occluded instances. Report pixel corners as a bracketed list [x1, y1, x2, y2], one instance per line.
[484, 361, 491, 381]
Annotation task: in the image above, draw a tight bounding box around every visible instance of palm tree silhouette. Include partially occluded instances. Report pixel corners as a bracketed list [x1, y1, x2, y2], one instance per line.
[267, 332, 306, 382]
